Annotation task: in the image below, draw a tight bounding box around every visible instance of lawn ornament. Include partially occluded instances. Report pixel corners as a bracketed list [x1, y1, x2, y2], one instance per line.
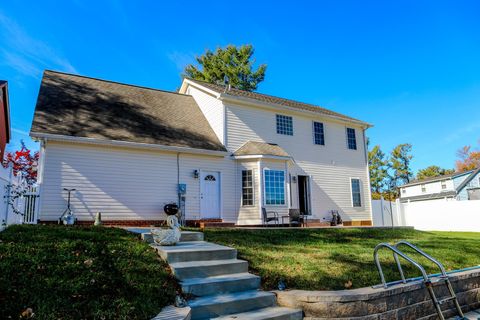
[330, 210, 343, 226]
[151, 203, 181, 245]
[59, 188, 77, 225]
[94, 212, 102, 226]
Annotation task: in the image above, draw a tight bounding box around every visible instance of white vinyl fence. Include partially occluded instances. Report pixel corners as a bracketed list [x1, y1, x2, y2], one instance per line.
[372, 197, 480, 232]
[0, 164, 40, 228]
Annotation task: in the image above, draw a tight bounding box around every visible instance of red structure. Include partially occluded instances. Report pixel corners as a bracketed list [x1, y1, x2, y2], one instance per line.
[0, 81, 11, 160]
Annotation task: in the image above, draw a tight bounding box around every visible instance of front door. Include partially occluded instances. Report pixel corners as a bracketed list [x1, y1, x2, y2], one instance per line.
[200, 171, 221, 219]
[298, 175, 311, 215]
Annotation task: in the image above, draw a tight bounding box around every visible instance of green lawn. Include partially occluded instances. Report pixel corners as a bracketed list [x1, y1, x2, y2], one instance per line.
[203, 227, 480, 291]
[0, 225, 177, 320]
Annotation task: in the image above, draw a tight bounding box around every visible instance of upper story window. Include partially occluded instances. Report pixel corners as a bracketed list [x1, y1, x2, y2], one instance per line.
[264, 170, 285, 205]
[346, 128, 357, 150]
[242, 170, 254, 206]
[351, 178, 361, 207]
[276, 114, 293, 136]
[402, 188, 406, 194]
[421, 184, 426, 193]
[313, 122, 325, 145]
[441, 180, 447, 190]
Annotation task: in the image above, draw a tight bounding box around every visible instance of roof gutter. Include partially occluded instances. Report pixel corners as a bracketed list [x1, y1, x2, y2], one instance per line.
[232, 154, 291, 161]
[218, 93, 373, 129]
[30, 132, 229, 157]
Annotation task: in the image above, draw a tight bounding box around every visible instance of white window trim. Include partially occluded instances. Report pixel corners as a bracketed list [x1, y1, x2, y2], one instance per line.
[263, 168, 287, 207]
[346, 127, 357, 151]
[350, 177, 362, 208]
[241, 169, 255, 207]
[312, 121, 325, 146]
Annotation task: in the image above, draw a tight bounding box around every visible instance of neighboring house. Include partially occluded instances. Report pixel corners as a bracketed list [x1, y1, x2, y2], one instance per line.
[30, 70, 372, 226]
[0, 81, 11, 160]
[399, 168, 480, 202]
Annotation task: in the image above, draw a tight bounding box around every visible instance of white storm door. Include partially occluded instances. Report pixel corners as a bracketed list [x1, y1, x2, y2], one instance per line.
[200, 171, 221, 219]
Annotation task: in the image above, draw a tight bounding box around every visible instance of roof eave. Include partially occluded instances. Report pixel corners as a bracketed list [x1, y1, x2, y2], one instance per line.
[179, 78, 223, 98]
[232, 154, 291, 161]
[30, 132, 229, 156]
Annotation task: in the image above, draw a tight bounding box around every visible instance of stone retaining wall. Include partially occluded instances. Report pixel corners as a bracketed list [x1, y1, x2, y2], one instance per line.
[276, 268, 480, 319]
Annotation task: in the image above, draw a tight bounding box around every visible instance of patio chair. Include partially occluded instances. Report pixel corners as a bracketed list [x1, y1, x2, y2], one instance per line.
[288, 209, 308, 227]
[262, 208, 279, 226]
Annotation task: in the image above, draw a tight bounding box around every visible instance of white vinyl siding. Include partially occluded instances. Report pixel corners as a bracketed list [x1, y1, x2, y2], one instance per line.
[187, 86, 225, 144]
[225, 103, 371, 222]
[38, 141, 237, 222]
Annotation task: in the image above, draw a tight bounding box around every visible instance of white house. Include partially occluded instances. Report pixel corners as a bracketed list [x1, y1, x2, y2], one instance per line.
[399, 168, 480, 202]
[30, 70, 373, 226]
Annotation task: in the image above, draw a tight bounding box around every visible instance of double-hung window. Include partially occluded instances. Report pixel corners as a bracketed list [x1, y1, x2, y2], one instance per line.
[346, 128, 357, 150]
[264, 170, 285, 205]
[276, 114, 293, 135]
[242, 170, 254, 206]
[313, 122, 325, 145]
[441, 180, 447, 190]
[351, 178, 362, 207]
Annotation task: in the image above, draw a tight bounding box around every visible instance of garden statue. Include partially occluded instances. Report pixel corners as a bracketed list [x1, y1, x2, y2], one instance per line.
[94, 212, 102, 226]
[151, 203, 181, 246]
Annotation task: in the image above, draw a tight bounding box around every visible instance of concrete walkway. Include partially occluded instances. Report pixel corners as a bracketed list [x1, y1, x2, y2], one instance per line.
[141, 230, 303, 320]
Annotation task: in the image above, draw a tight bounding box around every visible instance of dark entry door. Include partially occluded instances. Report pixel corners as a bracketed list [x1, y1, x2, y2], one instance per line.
[298, 175, 311, 215]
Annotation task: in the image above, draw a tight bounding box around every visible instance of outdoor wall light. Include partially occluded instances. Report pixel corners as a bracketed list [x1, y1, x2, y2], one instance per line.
[193, 170, 199, 179]
[292, 176, 297, 183]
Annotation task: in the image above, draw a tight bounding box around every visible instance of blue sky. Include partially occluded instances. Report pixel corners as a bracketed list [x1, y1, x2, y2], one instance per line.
[1, 1, 480, 173]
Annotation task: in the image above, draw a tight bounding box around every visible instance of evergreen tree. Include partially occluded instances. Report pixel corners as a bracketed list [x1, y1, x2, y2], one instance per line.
[368, 144, 388, 194]
[416, 165, 455, 180]
[183, 44, 267, 91]
[389, 143, 413, 187]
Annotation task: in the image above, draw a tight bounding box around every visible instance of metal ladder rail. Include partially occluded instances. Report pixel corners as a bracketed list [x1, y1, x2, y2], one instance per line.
[393, 241, 465, 319]
[374, 243, 449, 320]
[374, 243, 431, 289]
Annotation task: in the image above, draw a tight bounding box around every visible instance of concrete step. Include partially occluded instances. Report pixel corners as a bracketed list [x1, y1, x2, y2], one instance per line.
[141, 231, 204, 243]
[153, 241, 237, 263]
[180, 231, 204, 242]
[170, 259, 249, 280]
[215, 306, 303, 320]
[188, 290, 277, 320]
[181, 273, 260, 296]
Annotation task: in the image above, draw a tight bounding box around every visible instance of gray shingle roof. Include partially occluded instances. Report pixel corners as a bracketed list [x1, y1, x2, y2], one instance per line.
[234, 141, 290, 157]
[31, 71, 226, 152]
[187, 79, 370, 126]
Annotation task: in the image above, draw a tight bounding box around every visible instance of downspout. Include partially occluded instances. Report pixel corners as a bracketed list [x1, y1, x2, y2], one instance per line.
[363, 128, 373, 222]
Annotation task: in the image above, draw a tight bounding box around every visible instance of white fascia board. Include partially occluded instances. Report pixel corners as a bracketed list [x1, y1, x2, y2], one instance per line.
[30, 132, 229, 157]
[219, 93, 373, 129]
[179, 79, 222, 98]
[232, 154, 291, 161]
